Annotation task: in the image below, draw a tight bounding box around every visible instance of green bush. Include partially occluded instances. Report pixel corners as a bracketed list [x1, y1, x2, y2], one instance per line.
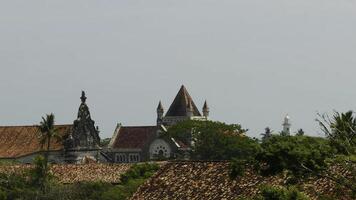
[0, 162, 159, 200]
[120, 163, 159, 184]
[256, 135, 334, 177]
[0, 189, 6, 200]
[168, 120, 260, 161]
[258, 185, 310, 200]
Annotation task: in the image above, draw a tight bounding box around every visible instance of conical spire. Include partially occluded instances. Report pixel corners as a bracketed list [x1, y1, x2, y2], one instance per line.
[203, 100, 209, 110]
[202, 100, 209, 117]
[165, 85, 201, 117]
[157, 101, 164, 111]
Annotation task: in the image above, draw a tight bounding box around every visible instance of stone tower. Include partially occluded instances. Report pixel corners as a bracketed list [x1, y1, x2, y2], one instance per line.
[156, 101, 164, 126]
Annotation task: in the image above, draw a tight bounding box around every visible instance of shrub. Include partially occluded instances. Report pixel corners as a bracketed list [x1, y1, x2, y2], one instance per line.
[120, 163, 159, 184]
[256, 135, 334, 177]
[258, 185, 310, 200]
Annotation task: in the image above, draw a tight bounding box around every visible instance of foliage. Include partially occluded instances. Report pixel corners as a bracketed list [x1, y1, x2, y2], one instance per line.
[100, 138, 111, 147]
[120, 162, 159, 184]
[296, 129, 304, 136]
[0, 160, 19, 166]
[229, 158, 248, 178]
[0, 162, 159, 200]
[317, 111, 356, 155]
[261, 127, 272, 141]
[256, 185, 310, 200]
[39, 113, 61, 162]
[256, 135, 334, 177]
[28, 155, 53, 192]
[168, 120, 260, 161]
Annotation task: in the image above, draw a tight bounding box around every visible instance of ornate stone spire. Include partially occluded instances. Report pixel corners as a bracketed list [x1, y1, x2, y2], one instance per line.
[65, 91, 101, 150]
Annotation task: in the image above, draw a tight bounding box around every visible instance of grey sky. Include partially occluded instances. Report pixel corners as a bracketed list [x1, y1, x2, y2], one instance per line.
[1, 0, 356, 138]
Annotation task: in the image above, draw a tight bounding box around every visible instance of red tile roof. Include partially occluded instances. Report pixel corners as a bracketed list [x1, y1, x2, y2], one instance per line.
[111, 126, 159, 149]
[0, 163, 133, 184]
[0, 125, 72, 158]
[132, 161, 354, 200]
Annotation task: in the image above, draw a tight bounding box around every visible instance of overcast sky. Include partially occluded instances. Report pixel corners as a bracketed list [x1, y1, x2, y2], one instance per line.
[1, 0, 356, 138]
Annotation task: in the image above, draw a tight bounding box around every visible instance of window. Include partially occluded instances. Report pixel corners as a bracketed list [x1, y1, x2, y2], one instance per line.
[116, 153, 127, 163]
[129, 153, 140, 163]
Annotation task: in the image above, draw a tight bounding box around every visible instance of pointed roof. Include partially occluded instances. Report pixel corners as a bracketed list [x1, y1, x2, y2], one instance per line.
[165, 85, 201, 117]
[157, 101, 164, 110]
[203, 100, 209, 110]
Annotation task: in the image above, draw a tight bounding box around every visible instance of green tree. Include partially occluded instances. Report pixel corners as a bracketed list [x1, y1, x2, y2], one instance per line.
[39, 113, 61, 162]
[37, 113, 61, 193]
[317, 111, 356, 155]
[296, 129, 304, 136]
[261, 127, 273, 141]
[256, 135, 333, 177]
[29, 155, 53, 192]
[167, 120, 259, 160]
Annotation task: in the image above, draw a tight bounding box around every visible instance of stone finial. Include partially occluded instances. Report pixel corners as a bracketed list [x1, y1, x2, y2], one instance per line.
[80, 91, 87, 103]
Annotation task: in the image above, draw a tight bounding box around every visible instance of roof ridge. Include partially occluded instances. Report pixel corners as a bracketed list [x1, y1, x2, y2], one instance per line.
[0, 124, 73, 128]
[120, 125, 158, 128]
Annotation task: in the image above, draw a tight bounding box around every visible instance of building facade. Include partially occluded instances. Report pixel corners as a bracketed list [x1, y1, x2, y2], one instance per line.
[107, 85, 209, 163]
[0, 91, 105, 164]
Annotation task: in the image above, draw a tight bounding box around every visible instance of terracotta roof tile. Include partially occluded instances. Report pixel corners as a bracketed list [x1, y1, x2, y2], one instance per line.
[0, 125, 72, 158]
[131, 161, 354, 200]
[112, 126, 159, 149]
[0, 163, 132, 184]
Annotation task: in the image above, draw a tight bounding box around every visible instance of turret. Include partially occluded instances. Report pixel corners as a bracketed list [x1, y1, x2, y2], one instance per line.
[186, 100, 194, 117]
[282, 114, 291, 135]
[157, 101, 164, 125]
[202, 100, 209, 118]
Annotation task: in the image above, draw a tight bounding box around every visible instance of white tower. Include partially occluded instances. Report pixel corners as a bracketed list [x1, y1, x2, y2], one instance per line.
[282, 114, 291, 135]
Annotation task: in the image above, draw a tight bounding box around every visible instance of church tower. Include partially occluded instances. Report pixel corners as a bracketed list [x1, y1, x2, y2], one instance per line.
[282, 114, 291, 135]
[158, 85, 209, 126]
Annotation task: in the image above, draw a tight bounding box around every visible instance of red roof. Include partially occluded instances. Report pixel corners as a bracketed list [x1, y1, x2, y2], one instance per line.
[0, 125, 72, 158]
[112, 126, 159, 149]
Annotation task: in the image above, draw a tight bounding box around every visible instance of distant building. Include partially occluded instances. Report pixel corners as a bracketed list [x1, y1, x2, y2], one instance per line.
[107, 85, 209, 163]
[282, 114, 291, 135]
[0, 91, 106, 164]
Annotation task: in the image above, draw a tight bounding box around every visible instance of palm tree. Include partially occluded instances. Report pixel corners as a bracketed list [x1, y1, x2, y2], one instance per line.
[39, 113, 61, 162]
[317, 110, 356, 155]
